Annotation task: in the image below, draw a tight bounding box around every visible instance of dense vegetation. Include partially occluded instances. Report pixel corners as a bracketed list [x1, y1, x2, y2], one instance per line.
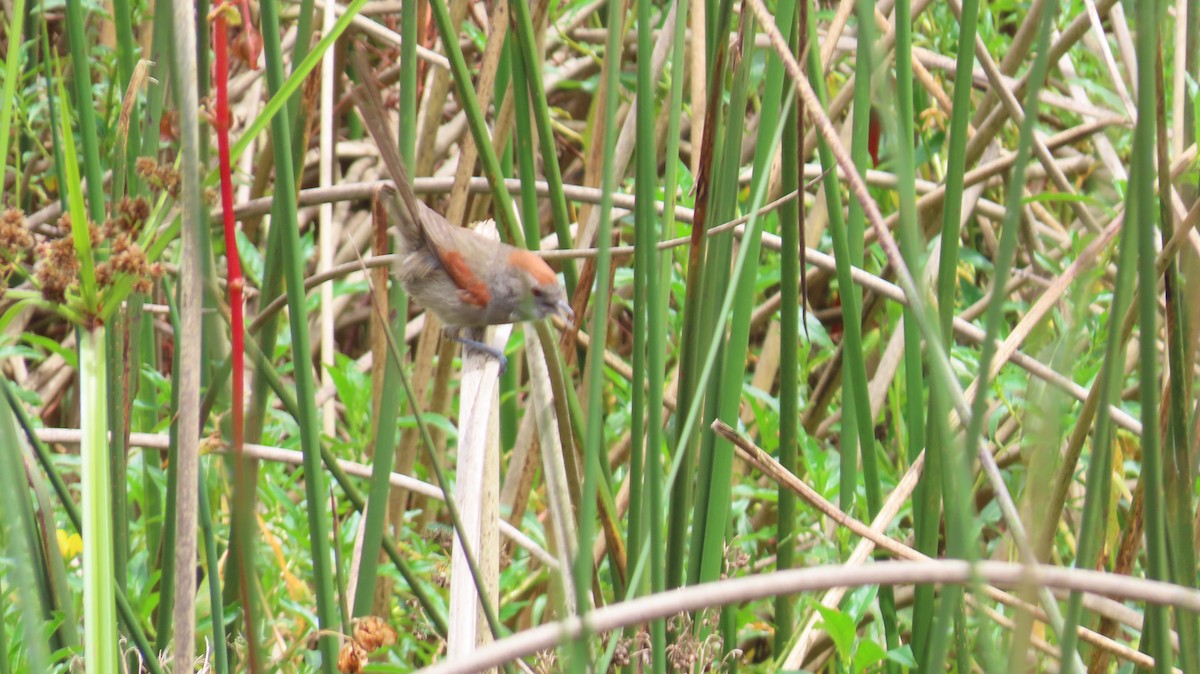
[0, 0, 1197, 672]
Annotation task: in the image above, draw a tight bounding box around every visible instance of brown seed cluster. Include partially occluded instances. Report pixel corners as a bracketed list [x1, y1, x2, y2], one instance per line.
[3, 159, 177, 309]
[603, 630, 654, 671]
[105, 196, 152, 238]
[606, 631, 644, 670]
[352, 616, 396, 651]
[0, 209, 34, 254]
[0, 209, 34, 299]
[335, 641, 367, 674]
[721, 543, 750, 579]
[335, 616, 398, 674]
[666, 624, 701, 672]
[136, 157, 182, 198]
[94, 196, 164, 294]
[662, 611, 734, 672]
[35, 223, 81, 304]
[27, 195, 165, 304]
[611, 636, 631, 668]
[94, 235, 163, 295]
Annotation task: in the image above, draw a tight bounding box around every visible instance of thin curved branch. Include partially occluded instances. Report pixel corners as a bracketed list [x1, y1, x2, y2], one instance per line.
[31, 427, 559, 570]
[415, 559, 1198, 674]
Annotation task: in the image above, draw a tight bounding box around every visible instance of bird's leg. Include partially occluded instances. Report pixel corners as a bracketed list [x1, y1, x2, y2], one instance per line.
[446, 327, 507, 374]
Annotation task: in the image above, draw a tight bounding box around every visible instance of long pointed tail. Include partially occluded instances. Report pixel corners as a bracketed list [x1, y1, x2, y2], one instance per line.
[349, 44, 426, 250]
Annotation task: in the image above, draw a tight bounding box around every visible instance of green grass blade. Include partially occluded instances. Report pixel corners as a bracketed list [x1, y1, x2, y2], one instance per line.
[0, 0, 27, 187]
[841, 0, 873, 516]
[1, 379, 162, 674]
[1130, 1, 1172, 670]
[1055, 219, 1138, 673]
[0, 400, 50, 672]
[693, 9, 761, 589]
[775, 1, 803, 652]
[929, 0, 1061, 668]
[351, 333, 403, 617]
[628, 0, 659, 605]
[918, 0, 979, 659]
[198, 465, 230, 674]
[62, 0, 106, 223]
[666, 0, 735, 591]
[880, 0, 917, 662]
[573, 0, 626, 664]
[1153, 32, 1200, 674]
[647, 0, 690, 668]
[509, 0, 578, 290]
[54, 72, 98, 314]
[258, 0, 343, 668]
[510, 45, 543, 251]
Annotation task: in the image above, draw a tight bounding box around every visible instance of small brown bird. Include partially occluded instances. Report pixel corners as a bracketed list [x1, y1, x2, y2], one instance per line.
[350, 47, 572, 363]
[389, 199, 573, 328]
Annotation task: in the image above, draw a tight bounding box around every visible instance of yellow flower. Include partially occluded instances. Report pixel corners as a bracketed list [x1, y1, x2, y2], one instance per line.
[57, 529, 83, 561]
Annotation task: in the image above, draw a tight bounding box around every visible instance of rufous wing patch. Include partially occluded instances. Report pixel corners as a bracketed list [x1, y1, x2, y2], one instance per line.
[441, 250, 491, 308]
[507, 250, 556, 286]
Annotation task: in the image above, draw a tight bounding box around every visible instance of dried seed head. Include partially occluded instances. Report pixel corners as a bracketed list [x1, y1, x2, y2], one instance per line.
[156, 166, 181, 198]
[431, 561, 449, 588]
[111, 196, 151, 235]
[609, 636, 632, 669]
[135, 157, 159, 180]
[0, 209, 33, 254]
[724, 544, 750, 572]
[95, 261, 113, 287]
[352, 616, 396, 652]
[336, 641, 367, 674]
[664, 613, 704, 673]
[666, 639, 698, 672]
[111, 237, 148, 275]
[535, 649, 557, 674]
[35, 237, 79, 303]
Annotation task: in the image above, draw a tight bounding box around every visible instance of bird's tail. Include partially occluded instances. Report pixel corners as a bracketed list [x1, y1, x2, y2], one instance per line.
[349, 44, 426, 251]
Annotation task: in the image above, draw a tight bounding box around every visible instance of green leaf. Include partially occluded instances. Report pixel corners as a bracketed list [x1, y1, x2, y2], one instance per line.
[23, 333, 77, 368]
[0, 343, 43, 362]
[325, 354, 371, 435]
[54, 68, 98, 314]
[397, 413, 458, 440]
[812, 602, 856, 662]
[852, 638, 886, 673]
[1021, 191, 1096, 206]
[885, 644, 917, 667]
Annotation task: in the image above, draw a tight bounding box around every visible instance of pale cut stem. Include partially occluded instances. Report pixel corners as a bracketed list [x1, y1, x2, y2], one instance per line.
[318, 0, 337, 435]
[81, 325, 117, 672]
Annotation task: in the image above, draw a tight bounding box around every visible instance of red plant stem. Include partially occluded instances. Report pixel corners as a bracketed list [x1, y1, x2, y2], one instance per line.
[213, 8, 243, 460]
[212, 7, 257, 672]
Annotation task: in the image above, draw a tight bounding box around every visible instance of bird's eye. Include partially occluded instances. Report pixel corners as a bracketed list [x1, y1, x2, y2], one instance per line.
[531, 286, 544, 298]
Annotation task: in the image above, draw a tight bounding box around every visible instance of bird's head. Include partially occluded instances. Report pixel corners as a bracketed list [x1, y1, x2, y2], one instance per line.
[506, 249, 574, 323]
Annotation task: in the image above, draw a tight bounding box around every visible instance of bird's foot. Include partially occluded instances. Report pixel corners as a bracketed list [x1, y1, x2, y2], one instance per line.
[450, 330, 508, 374]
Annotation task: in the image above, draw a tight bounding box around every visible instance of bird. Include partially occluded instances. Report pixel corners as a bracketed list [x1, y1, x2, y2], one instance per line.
[350, 46, 573, 367]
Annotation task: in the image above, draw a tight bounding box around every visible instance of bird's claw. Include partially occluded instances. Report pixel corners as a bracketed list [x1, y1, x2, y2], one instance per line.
[452, 333, 508, 374]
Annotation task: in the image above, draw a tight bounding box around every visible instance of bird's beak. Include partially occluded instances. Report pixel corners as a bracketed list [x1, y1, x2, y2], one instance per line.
[555, 300, 575, 322]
